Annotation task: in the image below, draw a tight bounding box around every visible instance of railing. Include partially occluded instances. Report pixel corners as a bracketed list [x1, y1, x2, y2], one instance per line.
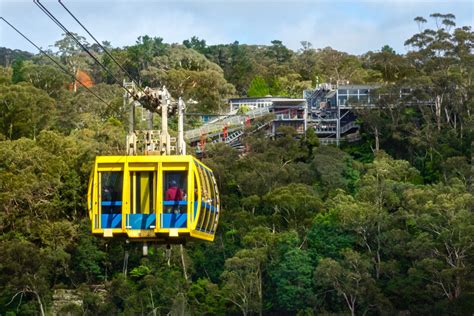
[225, 130, 244, 144]
[185, 107, 271, 141]
[275, 113, 305, 120]
[346, 131, 361, 142]
[315, 126, 337, 133]
[318, 130, 361, 145]
[195, 116, 274, 153]
[340, 121, 358, 134]
[319, 138, 339, 145]
[315, 121, 358, 135]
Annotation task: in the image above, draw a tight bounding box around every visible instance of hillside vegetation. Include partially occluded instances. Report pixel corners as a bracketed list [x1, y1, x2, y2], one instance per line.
[0, 14, 473, 315]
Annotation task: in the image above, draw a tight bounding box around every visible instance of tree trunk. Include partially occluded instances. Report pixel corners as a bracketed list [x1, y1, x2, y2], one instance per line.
[343, 293, 356, 316]
[73, 66, 77, 93]
[375, 222, 382, 279]
[444, 106, 450, 126]
[374, 127, 380, 152]
[149, 288, 157, 316]
[32, 290, 45, 316]
[455, 276, 461, 299]
[180, 244, 188, 282]
[435, 95, 442, 131]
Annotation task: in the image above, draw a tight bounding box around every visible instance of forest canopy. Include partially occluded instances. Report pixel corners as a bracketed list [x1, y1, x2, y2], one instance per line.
[0, 13, 473, 315]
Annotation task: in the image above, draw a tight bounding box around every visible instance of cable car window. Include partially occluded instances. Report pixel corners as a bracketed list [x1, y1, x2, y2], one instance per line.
[101, 172, 123, 214]
[194, 165, 206, 231]
[197, 166, 211, 232]
[131, 172, 155, 214]
[199, 167, 212, 205]
[128, 171, 156, 230]
[206, 170, 215, 204]
[193, 174, 199, 222]
[207, 170, 218, 233]
[204, 170, 216, 232]
[163, 171, 187, 213]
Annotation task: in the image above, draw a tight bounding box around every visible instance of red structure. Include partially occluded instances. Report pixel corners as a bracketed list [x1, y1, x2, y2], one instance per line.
[223, 125, 228, 141]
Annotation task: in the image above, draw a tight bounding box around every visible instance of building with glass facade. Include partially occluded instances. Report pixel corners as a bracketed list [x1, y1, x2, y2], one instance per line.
[304, 83, 381, 145]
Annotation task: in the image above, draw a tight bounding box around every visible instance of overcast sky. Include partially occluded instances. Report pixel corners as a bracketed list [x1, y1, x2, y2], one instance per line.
[1, 0, 472, 55]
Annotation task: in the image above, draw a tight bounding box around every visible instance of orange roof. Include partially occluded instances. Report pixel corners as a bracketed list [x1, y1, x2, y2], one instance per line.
[68, 69, 94, 90]
[77, 70, 94, 87]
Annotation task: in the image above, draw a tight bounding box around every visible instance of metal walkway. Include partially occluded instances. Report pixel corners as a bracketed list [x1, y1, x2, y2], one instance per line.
[185, 107, 272, 142]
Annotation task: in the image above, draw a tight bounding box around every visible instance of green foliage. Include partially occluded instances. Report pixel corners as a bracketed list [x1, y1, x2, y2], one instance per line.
[183, 36, 208, 54]
[18, 62, 69, 98]
[315, 249, 390, 315]
[267, 40, 293, 63]
[247, 75, 270, 97]
[264, 183, 322, 235]
[0, 66, 12, 84]
[313, 145, 360, 195]
[187, 278, 224, 315]
[11, 58, 25, 83]
[270, 248, 314, 312]
[71, 222, 106, 283]
[307, 213, 355, 262]
[0, 83, 56, 139]
[140, 45, 236, 113]
[0, 13, 472, 316]
[221, 249, 265, 315]
[0, 240, 51, 315]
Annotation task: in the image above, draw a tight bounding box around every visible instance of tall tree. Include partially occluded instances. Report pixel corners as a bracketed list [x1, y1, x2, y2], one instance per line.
[0, 83, 56, 139]
[54, 33, 90, 92]
[315, 249, 388, 316]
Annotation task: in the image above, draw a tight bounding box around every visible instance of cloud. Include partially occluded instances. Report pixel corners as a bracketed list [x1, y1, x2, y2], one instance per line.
[93, 7, 230, 47]
[1, 0, 472, 54]
[274, 1, 472, 54]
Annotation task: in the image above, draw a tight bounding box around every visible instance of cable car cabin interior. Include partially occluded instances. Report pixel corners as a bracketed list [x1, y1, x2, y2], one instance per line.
[88, 155, 220, 243]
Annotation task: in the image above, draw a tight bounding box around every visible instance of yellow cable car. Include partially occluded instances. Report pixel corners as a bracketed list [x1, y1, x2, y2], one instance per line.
[87, 88, 220, 244]
[87, 155, 220, 243]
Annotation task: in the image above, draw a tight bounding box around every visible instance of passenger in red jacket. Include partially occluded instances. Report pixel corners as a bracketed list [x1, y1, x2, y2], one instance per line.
[165, 180, 183, 213]
[166, 180, 183, 201]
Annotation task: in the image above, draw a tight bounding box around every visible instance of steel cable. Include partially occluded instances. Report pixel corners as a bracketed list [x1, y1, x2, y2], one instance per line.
[1, 16, 111, 107]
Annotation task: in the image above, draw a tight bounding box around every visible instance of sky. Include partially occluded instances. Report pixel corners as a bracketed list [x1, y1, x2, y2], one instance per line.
[1, 0, 473, 55]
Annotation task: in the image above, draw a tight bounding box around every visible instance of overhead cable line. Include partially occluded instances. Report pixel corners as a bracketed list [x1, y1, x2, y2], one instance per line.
[33, 0, 139, 101]
[57, 0, 146, 94]
[0, 16, 111, 107]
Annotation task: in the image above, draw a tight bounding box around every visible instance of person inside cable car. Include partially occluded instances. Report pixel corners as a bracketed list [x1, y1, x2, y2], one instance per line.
[202, 189, 213, 204]
[165, 180, 183, 213]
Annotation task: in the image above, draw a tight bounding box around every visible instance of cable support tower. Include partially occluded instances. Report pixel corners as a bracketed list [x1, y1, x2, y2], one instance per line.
[0, 17, 110, 107]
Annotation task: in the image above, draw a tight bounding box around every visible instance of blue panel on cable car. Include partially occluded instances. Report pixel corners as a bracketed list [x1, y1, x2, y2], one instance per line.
[101, 214, 122, 229]
[128, 214, 156, 229]
[162, 214, 187, 228]
[201, 202, 217, 213]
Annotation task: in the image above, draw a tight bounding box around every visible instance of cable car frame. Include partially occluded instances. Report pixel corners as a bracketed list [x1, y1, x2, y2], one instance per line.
[88, 155, 220, 243]
[87, 85, 220, 244]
